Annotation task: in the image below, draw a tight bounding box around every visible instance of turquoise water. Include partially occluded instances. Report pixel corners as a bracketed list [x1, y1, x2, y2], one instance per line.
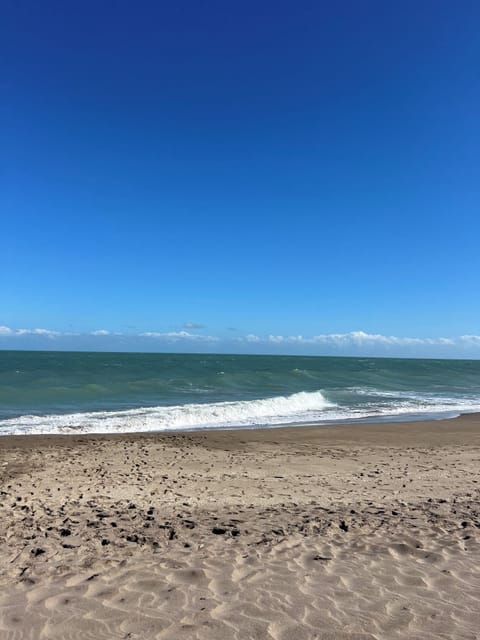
[1, 351, 479, 435]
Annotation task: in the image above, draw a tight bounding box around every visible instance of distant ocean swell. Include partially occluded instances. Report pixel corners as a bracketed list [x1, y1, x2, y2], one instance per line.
[1, 352, 480, 435]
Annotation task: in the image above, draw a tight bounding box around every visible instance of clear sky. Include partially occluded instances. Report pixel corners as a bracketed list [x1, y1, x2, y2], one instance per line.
[1, 1, 479, 357]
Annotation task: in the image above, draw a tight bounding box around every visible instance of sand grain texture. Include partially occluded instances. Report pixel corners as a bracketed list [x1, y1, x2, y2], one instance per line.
[1, 416, 480, 639]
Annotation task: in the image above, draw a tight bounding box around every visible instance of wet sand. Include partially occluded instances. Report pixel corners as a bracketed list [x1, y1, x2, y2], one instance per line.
[1, 414, 479, 639]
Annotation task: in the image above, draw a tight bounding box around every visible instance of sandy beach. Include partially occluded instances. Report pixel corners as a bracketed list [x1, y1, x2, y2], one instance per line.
[1, 415, 479, 639]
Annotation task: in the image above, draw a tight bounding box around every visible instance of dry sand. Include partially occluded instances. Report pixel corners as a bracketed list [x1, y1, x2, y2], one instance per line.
[0, 415, 479, 639]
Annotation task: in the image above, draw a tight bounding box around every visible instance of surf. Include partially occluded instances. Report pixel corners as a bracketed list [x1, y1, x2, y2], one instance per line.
[0, 390, 335, 435]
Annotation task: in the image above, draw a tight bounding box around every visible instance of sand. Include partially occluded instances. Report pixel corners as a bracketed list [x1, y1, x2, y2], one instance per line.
[0, 415, 479, 639]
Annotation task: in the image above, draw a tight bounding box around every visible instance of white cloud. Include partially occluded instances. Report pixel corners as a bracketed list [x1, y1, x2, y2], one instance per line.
[15, 327, 61, 337]
[0, 326, 72, 338]
[0, 326, 13, 335]
[1, 324, 479, 353]
[236, 330, 480, 349]
[459, 335, 480, 346]
[140, 330, 219, 342]
[308, 331, 472, 347]
[267, 334, 306, 344]
[244, 334, 261, 343]
[183, 322, 205, 329]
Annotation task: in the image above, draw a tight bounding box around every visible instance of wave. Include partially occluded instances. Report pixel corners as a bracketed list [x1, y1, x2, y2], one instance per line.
[0, 390, 335, 435]
[1, 387, 480, 436]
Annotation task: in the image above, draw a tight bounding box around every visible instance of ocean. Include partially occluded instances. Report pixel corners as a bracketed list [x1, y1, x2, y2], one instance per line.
[0, 351, 479, 436]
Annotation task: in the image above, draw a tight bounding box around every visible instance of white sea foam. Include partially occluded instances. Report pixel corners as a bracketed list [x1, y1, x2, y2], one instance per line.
[1, 388, 480, 436]
[0, 390, 334, 435]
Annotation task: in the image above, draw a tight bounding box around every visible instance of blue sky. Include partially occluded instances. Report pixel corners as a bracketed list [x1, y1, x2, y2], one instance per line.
[1, 1, 479, 357]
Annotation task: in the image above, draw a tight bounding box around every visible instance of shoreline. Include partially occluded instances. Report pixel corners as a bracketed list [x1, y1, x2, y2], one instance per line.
[0, 411, 479, 449]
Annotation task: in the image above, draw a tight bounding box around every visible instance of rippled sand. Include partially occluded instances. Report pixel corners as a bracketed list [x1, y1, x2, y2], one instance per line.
[1, 416, 479, 639]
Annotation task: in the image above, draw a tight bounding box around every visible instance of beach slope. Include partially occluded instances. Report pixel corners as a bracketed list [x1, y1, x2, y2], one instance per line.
[1, 415, 479, 639]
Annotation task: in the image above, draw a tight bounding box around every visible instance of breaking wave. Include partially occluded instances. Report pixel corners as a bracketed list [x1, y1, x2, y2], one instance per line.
[0, 390, 335, 435]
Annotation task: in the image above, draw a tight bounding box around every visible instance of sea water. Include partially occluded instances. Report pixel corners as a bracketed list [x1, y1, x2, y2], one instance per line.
[1, 351, 479, 435]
